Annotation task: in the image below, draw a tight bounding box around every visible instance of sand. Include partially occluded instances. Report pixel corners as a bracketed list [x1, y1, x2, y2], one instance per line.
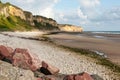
[47, 33, 120, 64]
[0, 32, 120, 80]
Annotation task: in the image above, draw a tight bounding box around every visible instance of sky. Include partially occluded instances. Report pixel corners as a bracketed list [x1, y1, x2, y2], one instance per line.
[2, 0, 120, 31]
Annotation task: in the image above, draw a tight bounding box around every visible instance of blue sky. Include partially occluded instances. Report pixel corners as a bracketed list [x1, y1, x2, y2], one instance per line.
[2, 0, 120, 31]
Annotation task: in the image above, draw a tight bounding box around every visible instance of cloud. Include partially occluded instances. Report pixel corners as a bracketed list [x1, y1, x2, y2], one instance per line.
[3, 0, 59, 18]
[77, 8, 87, 19]
[78, 0, 100, 7]
[103, 7, 120, 21]
[54, 9, 89, 26]
[55, 0, 101, 26]
[92, 7, 120, 21]
[84, 6, 120, 31]
[40, 7, 54, 18]
[78, 0, 100, 19]
[15, 0, 34, 4]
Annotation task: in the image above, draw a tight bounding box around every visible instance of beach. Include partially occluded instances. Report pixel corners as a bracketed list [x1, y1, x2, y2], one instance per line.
[0, 31, 120, 80]
[47, 32, 120, 64]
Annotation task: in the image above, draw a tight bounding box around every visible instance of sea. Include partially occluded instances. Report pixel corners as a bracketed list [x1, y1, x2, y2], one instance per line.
[90, 31, 120, 34]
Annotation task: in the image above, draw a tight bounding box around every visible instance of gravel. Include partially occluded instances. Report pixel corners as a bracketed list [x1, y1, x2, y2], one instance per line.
[0, 32, 119, 80]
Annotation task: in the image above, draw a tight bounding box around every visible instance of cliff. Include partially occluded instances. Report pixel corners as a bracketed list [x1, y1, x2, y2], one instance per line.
[0, 1, 83, 32]
[33, 15, 58, 30]
[59, 24, 83, 32]
[0, 2, 59, 31]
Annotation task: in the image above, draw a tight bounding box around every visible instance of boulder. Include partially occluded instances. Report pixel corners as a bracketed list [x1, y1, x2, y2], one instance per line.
[0, 45, 13, 60]
[37, 78, 43, 80]
[39, 61, 59, 75]
[0, 60, 36, 80]
[12, 48, 41, 71]
[63, 72, 93, 80]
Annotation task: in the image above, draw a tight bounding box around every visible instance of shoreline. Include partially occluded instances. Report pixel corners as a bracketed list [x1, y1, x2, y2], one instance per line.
[0, 31, 120, 79]
[45, 32, 120, 65]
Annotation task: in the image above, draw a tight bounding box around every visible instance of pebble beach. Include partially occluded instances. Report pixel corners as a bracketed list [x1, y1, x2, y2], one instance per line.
[0, 32, 120, 80]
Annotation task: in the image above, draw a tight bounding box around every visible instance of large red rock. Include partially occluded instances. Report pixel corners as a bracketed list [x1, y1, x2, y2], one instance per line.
[40, 61, 59, 75]
[12, 48, 41, 71]
[0, 45, 13, 60]
[0, 45, 59, 75]
[37, 78, 43, 80]
[64, 72, 93, 80]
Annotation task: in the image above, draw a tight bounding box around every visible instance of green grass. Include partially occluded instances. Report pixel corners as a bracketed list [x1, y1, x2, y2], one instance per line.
[0, 15, 34, 31]
[0, 2, 59, 31]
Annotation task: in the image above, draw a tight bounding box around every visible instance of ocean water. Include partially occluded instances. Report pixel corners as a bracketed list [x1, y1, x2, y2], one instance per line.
[91, 31, 120, 34]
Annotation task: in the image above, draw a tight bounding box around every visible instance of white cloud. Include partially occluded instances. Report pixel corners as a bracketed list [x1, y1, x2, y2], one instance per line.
[3, 0, 59, 18]
[77, 8, 87, 19]
[91, 7, 120, 21]
[54, 0, 102, 30]
[40, 7, 54, 18]
[78, 0, 100, 19]
[15, 0, 34, 4]
[79, 0, 100, 7]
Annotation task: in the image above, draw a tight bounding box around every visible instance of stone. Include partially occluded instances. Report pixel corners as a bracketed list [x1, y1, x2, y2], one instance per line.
[0, 45, 13, 60]
[39, 61, 59, 75]
[12, 48, 41, 71]
[91, 74, 103, 80]
[36, 78, 43, 80]
[63, 72, 93, 80]
[79, 72, 93, 80]
[0, 60, 36, 80]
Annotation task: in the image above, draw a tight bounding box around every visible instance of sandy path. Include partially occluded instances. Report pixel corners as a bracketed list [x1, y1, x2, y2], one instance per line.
[0, 32, 119, 80]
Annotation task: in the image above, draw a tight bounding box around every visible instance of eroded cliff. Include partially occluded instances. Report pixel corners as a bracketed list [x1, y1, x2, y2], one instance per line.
[59, 24, 83, 32]
[0, 1, 83, 32]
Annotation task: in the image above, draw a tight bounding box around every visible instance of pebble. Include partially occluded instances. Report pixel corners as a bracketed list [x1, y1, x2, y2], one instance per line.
[0, 32, 119, 80]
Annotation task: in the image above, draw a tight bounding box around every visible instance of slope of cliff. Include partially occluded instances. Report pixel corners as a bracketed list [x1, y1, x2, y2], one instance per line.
[59, 24, 83, 32]
[0, 1, 83, 32]
[0, 2, 59, 31]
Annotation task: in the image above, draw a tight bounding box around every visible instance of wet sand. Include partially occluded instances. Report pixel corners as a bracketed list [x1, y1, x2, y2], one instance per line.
[47, 32, 120, 64]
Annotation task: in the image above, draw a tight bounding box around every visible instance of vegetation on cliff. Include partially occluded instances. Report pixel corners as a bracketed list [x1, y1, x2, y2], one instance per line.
[0, 15, 34, 31]
[0, 1, 83, 32]
[0, 2, 59, 31]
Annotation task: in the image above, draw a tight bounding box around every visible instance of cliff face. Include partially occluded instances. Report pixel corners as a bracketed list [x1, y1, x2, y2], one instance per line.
[0, 2, 59, 31]
[0, 4, 9, 17]
[0, 3, 26, 20]
[24, 11, 35, 26]
[59, 24, 83, 32]
[9, 6, 26, 20]
[0, 2, 83, 32]
[33, 16, 59, 30]
[33, 16, 58, 27]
